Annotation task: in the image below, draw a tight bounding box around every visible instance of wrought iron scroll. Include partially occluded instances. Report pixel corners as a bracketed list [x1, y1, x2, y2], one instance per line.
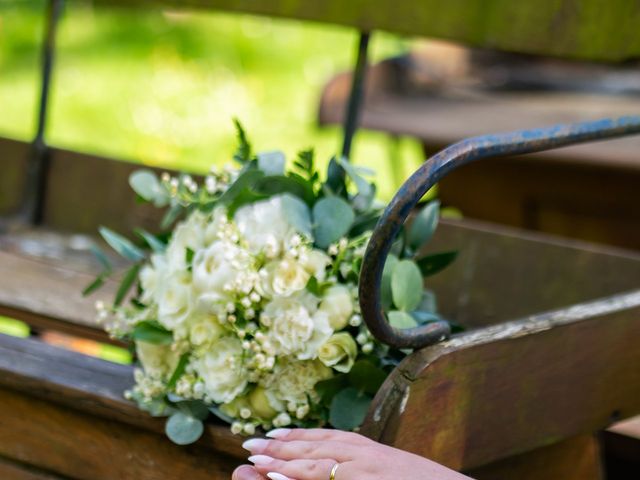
[19, 0, 64, 225]
[359, 116, 640, 350]
[341, 31, 370, 160]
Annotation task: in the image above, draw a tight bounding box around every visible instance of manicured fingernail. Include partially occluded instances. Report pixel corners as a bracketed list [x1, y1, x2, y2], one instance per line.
[266, 428, 291, 439]
[242, 438, 269, 452]
[247, 455, 274, 466]
[267, 473, 290, 480]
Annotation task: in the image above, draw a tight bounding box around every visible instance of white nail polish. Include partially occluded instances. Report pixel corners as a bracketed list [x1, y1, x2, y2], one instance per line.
[248, 455, 274, 466]
[267, 473, 289, 480]
[242, 438, 269, 452]
[266, 428, 291, 439]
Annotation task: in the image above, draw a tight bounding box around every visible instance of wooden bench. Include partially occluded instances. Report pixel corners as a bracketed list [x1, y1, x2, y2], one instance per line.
[2, 1, 640, 479]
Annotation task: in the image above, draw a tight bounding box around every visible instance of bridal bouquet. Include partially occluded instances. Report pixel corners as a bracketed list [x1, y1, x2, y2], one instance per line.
[87, 123, 457, 444]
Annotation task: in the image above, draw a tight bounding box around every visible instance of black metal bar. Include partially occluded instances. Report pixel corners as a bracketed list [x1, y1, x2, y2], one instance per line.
[19, 0, 64, 225]
[359, 115, 640, 350]
[341, 31, 370, 160]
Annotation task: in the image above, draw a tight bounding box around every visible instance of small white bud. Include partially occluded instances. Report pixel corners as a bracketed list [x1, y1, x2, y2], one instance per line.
[349, 314, 362, 327]
[362, 342, 374, 354]
[231, 422, 243, 435]
[243, 423, 256, 435]
[240, 408, 252, 419]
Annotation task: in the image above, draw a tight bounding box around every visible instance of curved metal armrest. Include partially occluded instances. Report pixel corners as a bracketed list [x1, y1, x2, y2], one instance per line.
[359, 116, 640, 350]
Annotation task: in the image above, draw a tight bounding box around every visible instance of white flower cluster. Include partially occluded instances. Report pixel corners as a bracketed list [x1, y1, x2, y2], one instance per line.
[123, 193, 367, 432]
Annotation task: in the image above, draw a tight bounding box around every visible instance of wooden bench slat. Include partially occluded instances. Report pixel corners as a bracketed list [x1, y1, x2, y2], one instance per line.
[362, 290, 640, 470]
[98, 0, 640, 61]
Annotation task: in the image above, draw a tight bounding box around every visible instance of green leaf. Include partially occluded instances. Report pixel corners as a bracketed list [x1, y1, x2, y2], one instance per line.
[416, 251, 458, 277]
[226, 188, 269, 217]
[132, 321, 173, 345]
[254, 175, 315, 205]
[99, 227, 145, 262]
[407, 200, 440, 250]
[209, 406, 235, 425]
[312, 196, 355, 249]
[315, 374, 349, 407]
[114, 264, 141, 306]
[416, 289, 437, 314]
[232, 118, 251, 165]
[167, 353, 189, 390]
[176, 399, 209, 421]
[218, 169, 265, 206]
[381, 254, 399, 310]
[411, 310, 442, 325]
[329, 387, 372, 431]
[388, 310, 419, 329]
[281, 194, 312, 238]
[336, 156, 374, 200]
[129, 170, 168, 207]
[348, 360, 387, 395]
[90, 244, 112, 271]
[325, 157, 346, 196]
[82, 274, 106, 297]
[165, 412, 204, 445]
[257, 150, 286, 175]
[161, 203, 184, 230]
[135, 229, 166, 253]
[391, 260, 423, 311]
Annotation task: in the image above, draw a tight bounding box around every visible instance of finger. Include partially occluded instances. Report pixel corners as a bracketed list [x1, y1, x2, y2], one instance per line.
[266, 428, 372, 446]
[243, 439, 357, 462]
[250, 456, 337, 480]
[232, 465, 268, 480]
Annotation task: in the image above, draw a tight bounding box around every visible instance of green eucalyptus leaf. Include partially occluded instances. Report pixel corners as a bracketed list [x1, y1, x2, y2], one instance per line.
[90, 244, 112, 271]
[227, 188, 269, 217]
[281, 194, 313, 238]
[348, 360, 387, 395]
[114, 263, 141, 306]
[391, 260, 423, 311]
[99, 227, 145, 262]
[388, 310, 419, 329]
[381, 254, 399, 310]
[411, 310, 442, 325]
[257, 150, 286, 175]
[209, 406, 235, 425]
[407, 200, 440, 249]
[161, 203, 184, 230]
[325, 157, 346, 196]
[132, 321, 173, 345]
[165, 412, 204, 445]
[82, 274, 106, 297]
[415, 251, 458, 277]
[336, 156, 374, 199]
[329, 387, 372, 431]
[312, 196, 355, 249]
[416, 289, 437, 314]
[129, 170, 168, 207]
[135, 229, 166, 253]
[176, 400, 210, 421]
[315, 374, 349, 407]
[218, 169, 264, 206]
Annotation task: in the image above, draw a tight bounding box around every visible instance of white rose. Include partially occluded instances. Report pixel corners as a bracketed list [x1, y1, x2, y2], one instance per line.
[192, 240, 251, 295]
[193, 336, 248, 404]
[264, 293, 332, 359]
[204, 206, 229, 244]
[300, 249, 331, 281]
[174, 310, 225, 347]
[165, 213, 207, 271]
[234, 195, 294, 256]
[262, 258, 310, 298]
[136, 341, 180, 379]
[157, 273, 192, 330]
[319, 285, 354, 330]
[262, 359, 332, 411]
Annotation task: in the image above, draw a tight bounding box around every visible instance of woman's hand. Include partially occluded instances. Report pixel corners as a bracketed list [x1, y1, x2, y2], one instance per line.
[234, 428, 472, 480]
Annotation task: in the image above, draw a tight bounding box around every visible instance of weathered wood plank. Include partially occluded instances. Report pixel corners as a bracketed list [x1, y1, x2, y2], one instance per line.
[0, 387, 237, 479]
[466, 434, 603, 480]
[0, 456, 65, 480]
[362, 290, 640, 471]
[98, 0, 640, 61]
[0, 333, 246, 461]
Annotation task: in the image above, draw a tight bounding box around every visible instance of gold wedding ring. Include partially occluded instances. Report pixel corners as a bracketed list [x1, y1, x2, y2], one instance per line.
[329, 463, 340, 480]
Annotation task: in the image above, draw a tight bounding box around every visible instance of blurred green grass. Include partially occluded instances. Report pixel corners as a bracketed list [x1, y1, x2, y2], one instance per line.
[0, 0, 426, 199]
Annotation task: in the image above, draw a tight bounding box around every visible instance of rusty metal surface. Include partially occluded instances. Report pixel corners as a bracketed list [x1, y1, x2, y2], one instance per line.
[359, 116, 640, 349]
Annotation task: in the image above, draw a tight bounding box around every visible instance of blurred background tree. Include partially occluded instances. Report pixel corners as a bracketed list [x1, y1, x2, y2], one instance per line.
[0, 0, 426, 199]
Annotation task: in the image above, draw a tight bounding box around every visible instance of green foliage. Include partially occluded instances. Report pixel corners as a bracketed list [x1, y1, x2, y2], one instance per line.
[416, 251, 458, 277]
[135, 228, 167, 253]
[167, 353, 190, 390]
[281, 194, 313, 237]
[232, 119, 252, 165]
[380, 254, 398, 310]
[114, 263, 141, 306]
[388, 310, 418, 329]
[312, 196, 355, 248]
[131, 321, 173, 345]
[407, 200, 440, 251]
[391, 259, 423, 311]
[348, 360, 387, 395]
[329, 387, 372, 431]
[129, 170, 169, 207]
[99, 226, 145, 262]
[165, 412, 204, 445]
